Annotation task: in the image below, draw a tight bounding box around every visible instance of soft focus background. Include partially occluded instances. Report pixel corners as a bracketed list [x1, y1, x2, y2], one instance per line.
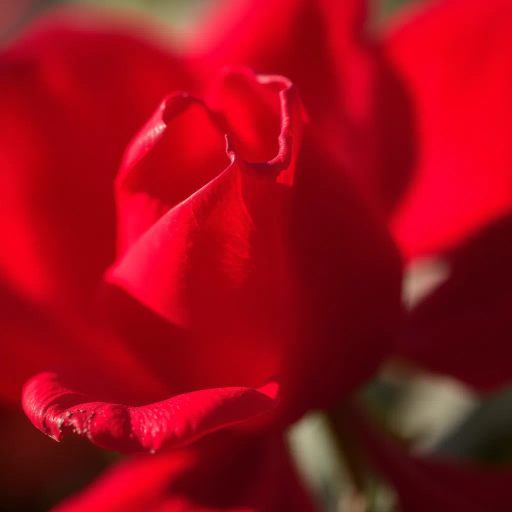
[3, 1, 511, 511]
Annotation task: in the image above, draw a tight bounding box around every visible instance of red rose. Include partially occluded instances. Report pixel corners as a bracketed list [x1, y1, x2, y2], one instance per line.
[1, 7, 402, 457]
[8, 0, 512, 511]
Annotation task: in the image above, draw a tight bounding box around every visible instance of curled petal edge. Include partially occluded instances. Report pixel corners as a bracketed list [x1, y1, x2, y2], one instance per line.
[22, 372, 279, 453]
[115, 68, 304, 254]
[118, 68, 303, 187]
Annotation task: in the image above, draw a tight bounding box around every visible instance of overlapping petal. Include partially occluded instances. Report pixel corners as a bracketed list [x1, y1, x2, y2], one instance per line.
[52, 429, 315, 512]
[384, 0, 512, 258]
[103, 69, 402, 427]
[105, 71, 302, 402]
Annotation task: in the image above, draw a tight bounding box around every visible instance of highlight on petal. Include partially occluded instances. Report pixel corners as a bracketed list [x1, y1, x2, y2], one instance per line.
[385, 0, 512, 258]
[115, 92, 229, 254]
[22, 372, 279, 453]
[342, 404, 512, 512]
[52, 429, 315, 512]
[396, 213, 512, 392]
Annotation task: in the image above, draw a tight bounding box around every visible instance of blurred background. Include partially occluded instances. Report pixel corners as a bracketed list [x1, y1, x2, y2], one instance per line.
[3, 1, 511, 511]
[0, 0, 421, 43]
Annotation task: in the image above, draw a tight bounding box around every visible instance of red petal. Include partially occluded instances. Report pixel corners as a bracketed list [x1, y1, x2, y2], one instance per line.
[23, 372, 278, 453]
[385, 0, 512, 258]
[108, 72, 300, 399]
[52, 429, 315, 512]
[0, 7, 193, 311]
[115, 93, 229, 254]
[343, 404, 512, 512]
[396, 213, 512, 391]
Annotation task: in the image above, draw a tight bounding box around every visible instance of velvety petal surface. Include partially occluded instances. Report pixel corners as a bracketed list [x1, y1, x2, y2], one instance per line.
[396, 213, 512, 391]
[384, 0, 512, 258]
[52, 429, 315, 512]
[343, 404, 512, 512]
[0, 7, 194, 312]
[23, 372, 278, 454]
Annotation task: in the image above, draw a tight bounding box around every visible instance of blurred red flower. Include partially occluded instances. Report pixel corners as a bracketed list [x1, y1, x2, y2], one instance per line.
[6, 0, 512, 510]
[343, 0, 512, 510]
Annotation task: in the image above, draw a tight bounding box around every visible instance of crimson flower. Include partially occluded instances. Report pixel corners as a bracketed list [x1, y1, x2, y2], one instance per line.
[8, 0, 512, 510]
